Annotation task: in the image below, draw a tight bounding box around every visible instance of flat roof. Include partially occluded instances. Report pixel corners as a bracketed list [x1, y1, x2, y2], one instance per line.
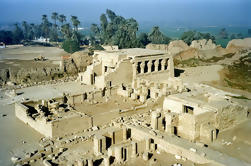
[95, 48, 170, 58]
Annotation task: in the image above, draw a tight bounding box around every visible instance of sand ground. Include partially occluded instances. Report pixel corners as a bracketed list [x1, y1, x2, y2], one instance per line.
[0, 45, 68, 61]
[0, 92, 42, 166]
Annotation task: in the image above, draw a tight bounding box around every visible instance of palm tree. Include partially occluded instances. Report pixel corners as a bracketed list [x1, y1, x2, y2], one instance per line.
[30, 23, 35, 39]
[22, 21, 29, 40]
[61, 23, 71, 39]
[58, 14, 66, 26]
[42, 15, 47, 22]
[41, 15, 50, 41]
[71, 16, 80, 31]
[51, 12, 58, 27]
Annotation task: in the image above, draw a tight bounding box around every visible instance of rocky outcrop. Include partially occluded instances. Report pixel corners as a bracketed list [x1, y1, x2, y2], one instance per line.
[71, 51, 92, 72]
[174, 48, 199, 61]
[167, 40, 190, 55]
[190, 39, 217, 50]
[173, 39, 234, 61]
[226, 38, 251, 50]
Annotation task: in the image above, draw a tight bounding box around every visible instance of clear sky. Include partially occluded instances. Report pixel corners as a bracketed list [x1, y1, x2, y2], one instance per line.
[0, 0, 250, 27]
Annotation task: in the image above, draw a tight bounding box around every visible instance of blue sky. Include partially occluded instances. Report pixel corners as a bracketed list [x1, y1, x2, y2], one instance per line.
[0, 0, 250, 27]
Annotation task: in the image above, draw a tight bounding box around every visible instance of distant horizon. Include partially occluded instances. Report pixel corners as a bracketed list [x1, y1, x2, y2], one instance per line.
[0, 0, 250, 28]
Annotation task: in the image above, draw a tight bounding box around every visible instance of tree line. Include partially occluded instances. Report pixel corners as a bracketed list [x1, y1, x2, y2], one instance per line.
[0, 12, 82, 53]
[0, 9, 248, 53]
[90, 9, 170, 49]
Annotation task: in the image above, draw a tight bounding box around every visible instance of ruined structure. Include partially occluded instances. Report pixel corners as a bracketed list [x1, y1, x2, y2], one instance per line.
[13, 47, 251, 166]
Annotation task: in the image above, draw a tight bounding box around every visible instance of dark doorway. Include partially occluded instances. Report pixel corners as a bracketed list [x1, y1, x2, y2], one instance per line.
[106, 136, 112, 149]
[93, 158, 103, 166]
[174, 126, 178, 136]
[174, 69, 185, 77]
[216, 129, 219, 138]
[102, 88, 106, 97]
[63, 96, 68, 103]
[83, 93, 87, 100]
[127, 128, 131, 139]
[123, 148, 127, 161]
[147, 89, 151, 99]
[162, 118, 166, 130]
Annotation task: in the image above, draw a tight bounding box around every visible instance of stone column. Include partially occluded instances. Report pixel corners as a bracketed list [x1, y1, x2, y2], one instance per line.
[151, 111, 161, 130]
[140, 62, 145, 74]
[108, 147, 113, 156]
[77, 160, 84, 166]
[147, 60, 152, 73]
[131, 142, 137, 158]
[94, 135, 106, 155]
[161, 59, 166, 70]
[132, 63, 137, 79]
[165, 58, 169, 70]
[104, 156, 110, 166]
[87, 159, 93, 166]
[154, 60, 159, 72]
[145, 138, 150, 151]
[165, 113, 172, 133]
[168, 57, 174, 77]
[114, 146, 123, 162]
[109, 131, 115, 144]
[123, 127, 127, 141]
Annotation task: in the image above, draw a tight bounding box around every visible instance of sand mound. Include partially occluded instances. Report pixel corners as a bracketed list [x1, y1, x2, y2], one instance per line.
[226, 38, 251, 50]
[167, 40, 189, 55]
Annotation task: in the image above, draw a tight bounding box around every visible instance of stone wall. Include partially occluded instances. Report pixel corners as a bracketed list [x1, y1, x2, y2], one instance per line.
[15, 103, 53, 137]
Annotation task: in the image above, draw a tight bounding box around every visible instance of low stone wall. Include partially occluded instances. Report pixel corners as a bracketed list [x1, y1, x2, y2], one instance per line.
[15, 102, 92, 138]
[15, 102, 53, 137]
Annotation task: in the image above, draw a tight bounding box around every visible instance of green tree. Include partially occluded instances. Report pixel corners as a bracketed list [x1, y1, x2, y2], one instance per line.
[92, 9, 142, 48]
[106, 9, 116, 22]
[90, 24, 100, 35]
[0, 30, 13, 44]
[219, 28, 228, 39]
[138, 32, 150, 47]
[22, 21, 29, 40]
[58, 14, 66, 26]
[71, 16, 80, 31]
[180, 31, 215, 45]
[41, 15, 51, 41]
[13, 23, 24, 43]
[61, 23, 72, 39]
[29, 23, 35, 40]
[148, 26, 170, 44]
[236, 33, 243, 39]
[230, 34, 236, 39]
[62, 39, 80, 53]
[51, 12, 58, 27]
